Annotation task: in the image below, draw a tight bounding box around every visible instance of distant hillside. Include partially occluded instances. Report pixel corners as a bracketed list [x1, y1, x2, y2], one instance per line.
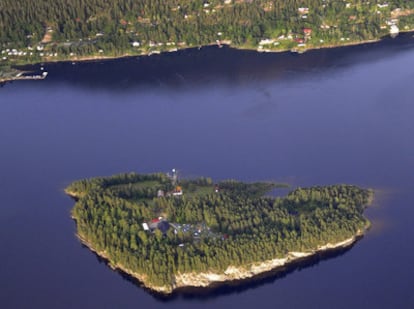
[1, 0, 414, 65]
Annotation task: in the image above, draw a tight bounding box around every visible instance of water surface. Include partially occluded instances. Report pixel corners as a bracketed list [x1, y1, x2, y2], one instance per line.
[1, 34, 414, 308]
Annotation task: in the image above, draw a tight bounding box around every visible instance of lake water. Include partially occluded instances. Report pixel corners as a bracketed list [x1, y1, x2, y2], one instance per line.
[1, 34, 414, 308]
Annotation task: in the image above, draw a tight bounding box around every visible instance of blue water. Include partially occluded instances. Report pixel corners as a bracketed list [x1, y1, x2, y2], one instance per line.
[1, 34, 414, 308]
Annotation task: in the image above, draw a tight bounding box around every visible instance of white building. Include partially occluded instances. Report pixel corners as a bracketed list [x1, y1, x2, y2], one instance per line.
[390, 24, 399, 35]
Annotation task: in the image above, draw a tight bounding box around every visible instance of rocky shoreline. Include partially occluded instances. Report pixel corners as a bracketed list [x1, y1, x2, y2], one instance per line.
[75, 229, 365, 295]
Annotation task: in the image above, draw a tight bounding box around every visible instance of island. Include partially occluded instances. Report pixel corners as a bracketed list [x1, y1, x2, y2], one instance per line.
[65, 171, 373, 294]
[1, 0, 414, 82]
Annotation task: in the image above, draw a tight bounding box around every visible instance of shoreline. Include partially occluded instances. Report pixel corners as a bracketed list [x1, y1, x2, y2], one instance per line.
[2, 31, 414, 85]
[67, 185, 374, 295]
[75, 226, 366, 295]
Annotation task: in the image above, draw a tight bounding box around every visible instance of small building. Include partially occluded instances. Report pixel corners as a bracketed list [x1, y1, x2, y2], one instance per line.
[157, 221, 170, 234]
[157, 189, 165, 198]
[303, 28, 312, 36]
[298, 7, 309, 14]
[147, 218, 170, 234]
[390, 24, 399, 35]
[259, 38, 274, 45]
[148, 218, 160, 229]
[172, 186, 183, 196]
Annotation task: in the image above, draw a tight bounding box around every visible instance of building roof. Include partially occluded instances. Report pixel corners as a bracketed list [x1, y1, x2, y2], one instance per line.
[158, 221, 170, 234]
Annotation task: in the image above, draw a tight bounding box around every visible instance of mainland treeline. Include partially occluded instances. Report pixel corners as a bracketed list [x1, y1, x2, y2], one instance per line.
[1, 0, 414, 63]
[66, 173, 372, 289]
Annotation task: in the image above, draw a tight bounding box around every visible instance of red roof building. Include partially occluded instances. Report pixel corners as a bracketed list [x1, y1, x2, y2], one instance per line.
[303, 28, 312, 36]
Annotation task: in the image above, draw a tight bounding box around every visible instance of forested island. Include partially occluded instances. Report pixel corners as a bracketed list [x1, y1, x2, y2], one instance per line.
[65, 172, 373, 294]
[1, 0, 414, 81]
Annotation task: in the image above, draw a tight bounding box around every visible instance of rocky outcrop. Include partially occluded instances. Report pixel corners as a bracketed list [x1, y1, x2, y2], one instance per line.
[76, 232, 362, 294]
[169, 234, 359, 292]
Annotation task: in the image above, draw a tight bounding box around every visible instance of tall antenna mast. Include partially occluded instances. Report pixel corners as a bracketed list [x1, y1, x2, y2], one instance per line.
[172, 168, 178, 186]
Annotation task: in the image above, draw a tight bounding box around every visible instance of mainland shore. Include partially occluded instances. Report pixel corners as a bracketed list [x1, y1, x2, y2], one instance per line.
[2, 31, 413, 85]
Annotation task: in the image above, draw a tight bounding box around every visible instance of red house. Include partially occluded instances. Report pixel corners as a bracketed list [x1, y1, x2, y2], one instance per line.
[303, 28, 312, 36]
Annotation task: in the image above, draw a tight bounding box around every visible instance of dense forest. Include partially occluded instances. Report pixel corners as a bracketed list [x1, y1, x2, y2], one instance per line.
[66, 172, 373, 291]
[1, 0, 414, 67]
